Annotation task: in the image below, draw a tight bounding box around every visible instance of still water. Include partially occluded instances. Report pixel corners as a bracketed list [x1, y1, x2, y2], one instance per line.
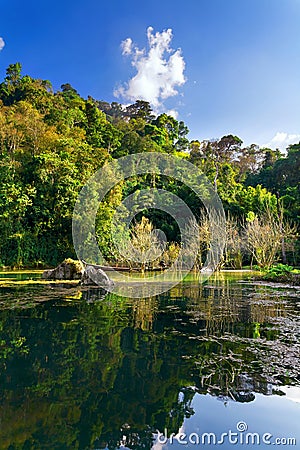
[0, 272, 299, 449]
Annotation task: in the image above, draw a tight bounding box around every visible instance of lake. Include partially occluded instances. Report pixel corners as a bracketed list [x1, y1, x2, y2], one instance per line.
[0, 271, 299, 449]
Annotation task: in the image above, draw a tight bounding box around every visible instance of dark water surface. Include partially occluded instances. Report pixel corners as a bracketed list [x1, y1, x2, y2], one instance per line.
[0, 272, 299, 449]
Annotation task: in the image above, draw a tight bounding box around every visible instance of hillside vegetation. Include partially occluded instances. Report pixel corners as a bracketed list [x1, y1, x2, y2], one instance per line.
[0, 63, 299, 268]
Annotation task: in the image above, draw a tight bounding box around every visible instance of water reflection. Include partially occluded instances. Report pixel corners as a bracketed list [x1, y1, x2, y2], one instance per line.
[0, 273, 299, 449]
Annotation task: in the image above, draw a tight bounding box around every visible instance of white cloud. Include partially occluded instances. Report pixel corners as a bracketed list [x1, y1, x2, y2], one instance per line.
[0, 37, 5, 51]
[115, 27, 186, 113]
[121, 37, 133, 56]
[266, 132, 300, 151]
[280, 386, 300, 404]
[165, 109, 178, 119]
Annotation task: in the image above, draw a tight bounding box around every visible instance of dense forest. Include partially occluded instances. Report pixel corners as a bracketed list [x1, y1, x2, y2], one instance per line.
[0, 63, 299, 268]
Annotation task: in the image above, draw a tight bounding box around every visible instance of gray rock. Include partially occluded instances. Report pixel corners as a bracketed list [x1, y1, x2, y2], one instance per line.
[42, 259, 84, 280]
[81, 265, 114, 288]
[42, 259, 114, 289]
[42, 269, 54, 279]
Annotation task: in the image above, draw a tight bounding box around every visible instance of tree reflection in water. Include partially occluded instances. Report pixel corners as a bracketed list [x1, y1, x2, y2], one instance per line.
[0, 274, 299, 449]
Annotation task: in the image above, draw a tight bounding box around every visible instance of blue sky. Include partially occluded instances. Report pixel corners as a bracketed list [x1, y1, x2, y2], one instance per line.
[0, 0, 300, 150]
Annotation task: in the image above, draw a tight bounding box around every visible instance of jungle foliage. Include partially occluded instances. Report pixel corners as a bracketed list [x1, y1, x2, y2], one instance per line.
[0, 63, 299, 268]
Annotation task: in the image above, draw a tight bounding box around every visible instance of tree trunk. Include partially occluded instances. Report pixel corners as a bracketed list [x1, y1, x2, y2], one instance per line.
[281, 237, 287, 264]
[214, 164, 219, 192]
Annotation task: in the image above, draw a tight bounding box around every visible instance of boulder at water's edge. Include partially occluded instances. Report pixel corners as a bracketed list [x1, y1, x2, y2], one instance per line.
[80, 265, 113, 287]
[42, 259, 84, 280]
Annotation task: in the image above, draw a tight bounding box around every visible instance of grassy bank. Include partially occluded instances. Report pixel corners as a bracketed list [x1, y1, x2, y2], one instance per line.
[260, 264, 300, 285]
